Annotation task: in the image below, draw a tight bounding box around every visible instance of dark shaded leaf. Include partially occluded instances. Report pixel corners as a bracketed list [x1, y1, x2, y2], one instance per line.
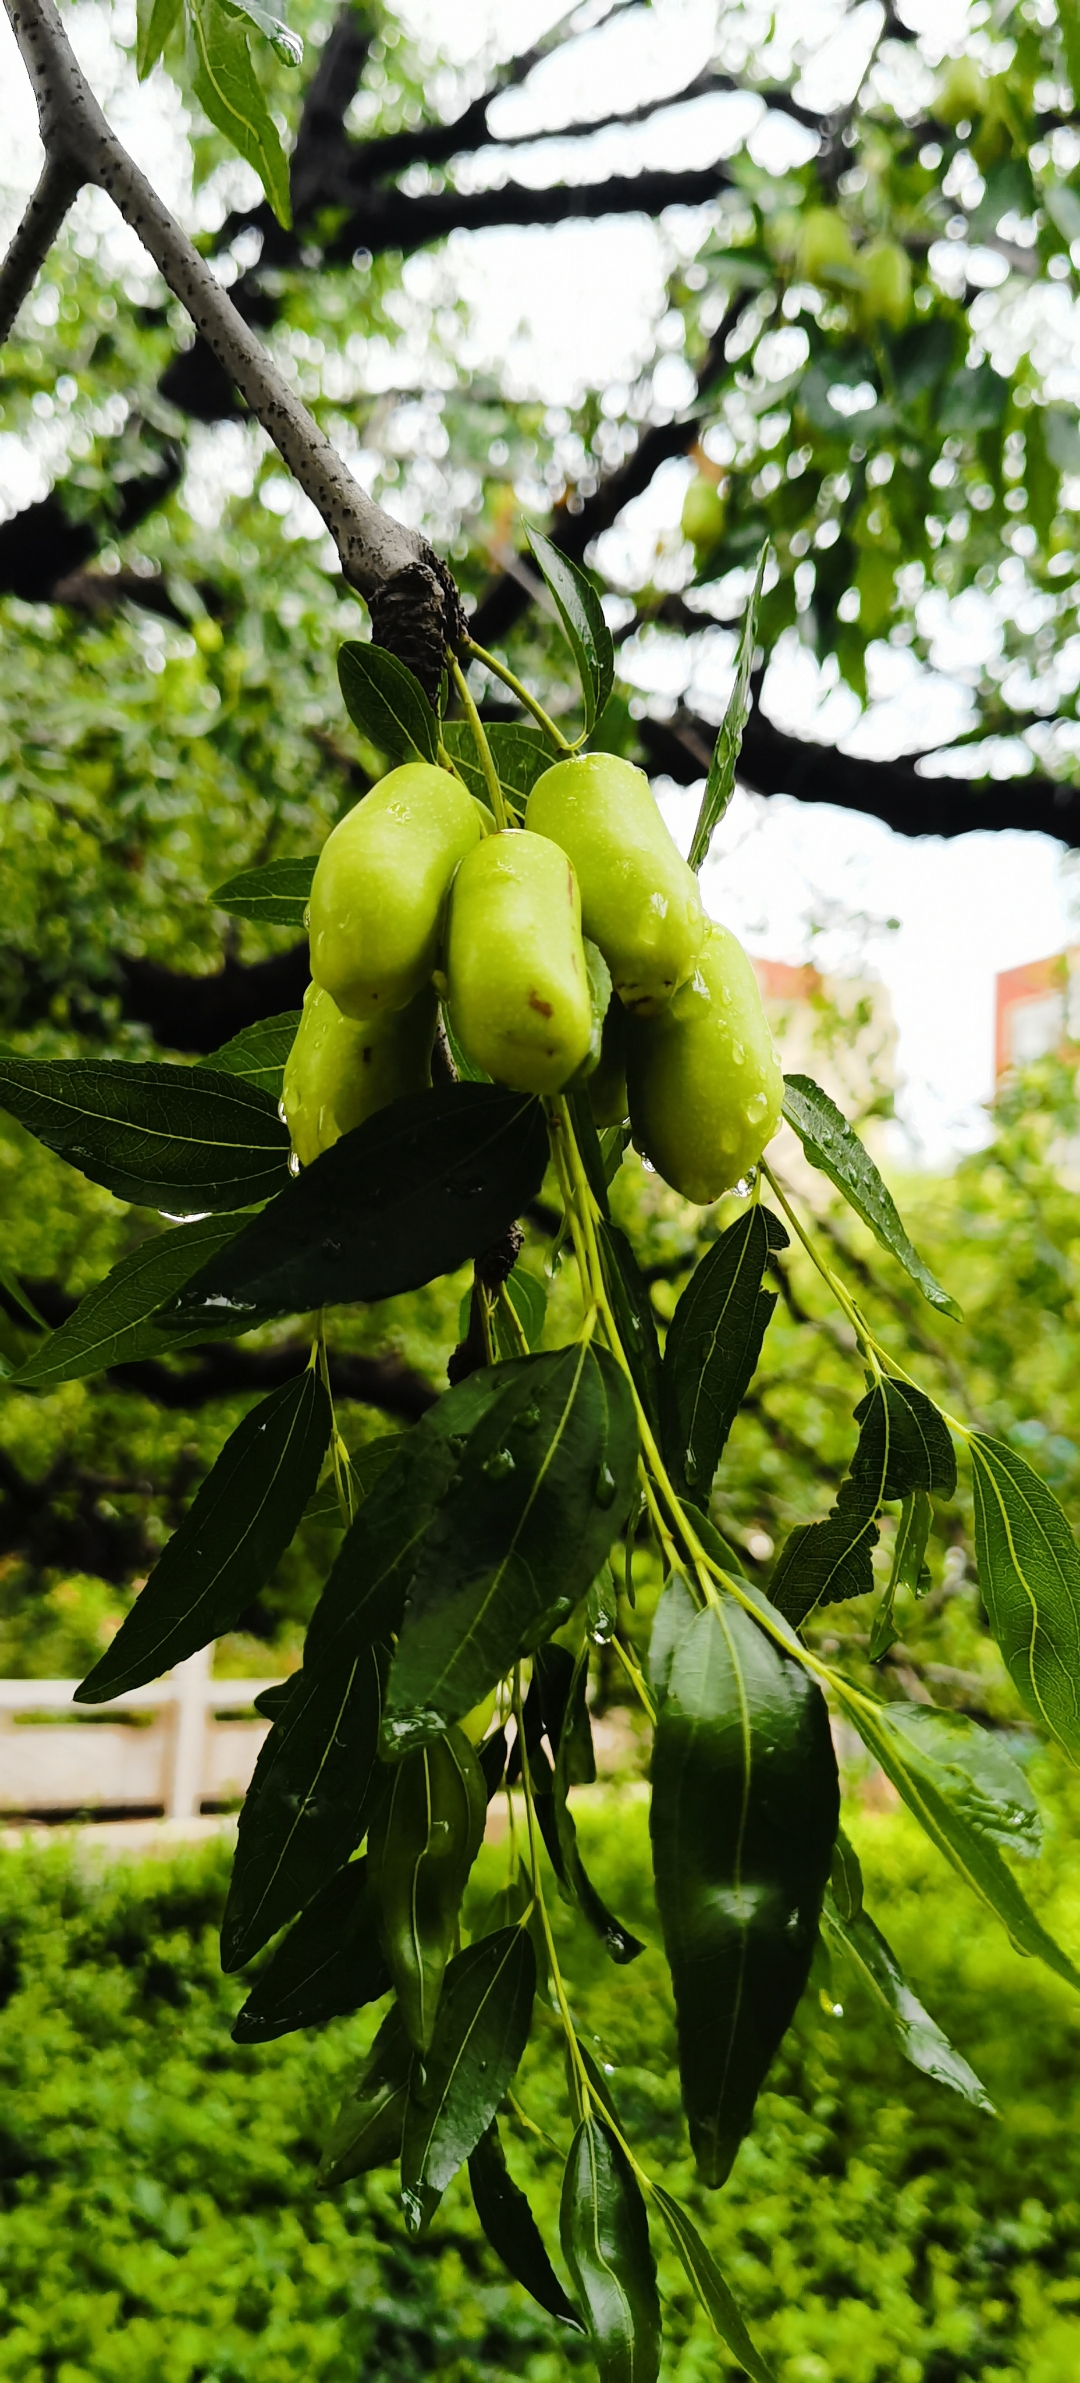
[320, 2004, 412, 2187]
[650, 1588, 838, 2184]
[493, 1261, 548, 1359]
[688, 542, 767, 873]
[402, 1926, 535, 2216]
[301, 1435, 402, 1528]
[232, 1856, 390, 2043]
[970, 1433, 1080, 1761]
[548, 1648, 643, 1965]
[650, 2184, 775, 2382]
[598, 1220, 663, 1444]
[441, 721, 550, 812]
[338, 641, 438, 764]
[12, 1215, 247, 1390]
[211, 860, 316, 927]
[821, 1893, 994, 2110]
[76, 1369, 330, 1701]
[560, 2114, 661, 2383]
[469, 2121, 584, 2331]
[661, 1206, 786, 1507]
[870, 1489, 931, 1660]
[0, 1057, 288, 1214]
[770, 1379, 954, 1628]
[525, 530, 614, 733]
[0, 1259, 46, 1331]
[383, 1346, 637, 1751]
[163, 1084, 548, 1325]
[371, 1728, 487, 2052]
[781, 1075, 960, 1318]
[208, 1012, 302, 1094]
[829, 1824, 864, 1923]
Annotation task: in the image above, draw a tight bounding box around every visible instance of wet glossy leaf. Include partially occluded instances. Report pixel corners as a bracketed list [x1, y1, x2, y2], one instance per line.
[468, 2121, 584, 2331]
[688, 542, 767, 873]
[661, 1206, 787, 1507]
[0, 1057, 288, 1213]
[525, 530, 614, 733]
[189, 0, 292, 227]
[835, 1687, 1078, 1989]
[211, 859, 315, 927]
[371, 1728, 487, 2052]
[383, 1346, 637, 1751]
[320, 2005, 412, 2187]
[338, 641, 438, 764]
[782, 1075, 961, 1319]
[402, 1926, 535, 2213]
[232, 1856, 389, 2043]
[76, 1368, 330, 1701]
[208, 1012, 302, 1095]
[650, 2185, 775, 2383]
[12, 1215, 248, 1390]
[650, 1587, 839, 2183]
[164, 1084, 548, 1325]
[883, 1704, 1041, 1857]
[821, 1893, 994, 2110]
[970, 1433, 1080, 1760]
[560, 2114, 661, 2383]
[227, 0, 303, 68]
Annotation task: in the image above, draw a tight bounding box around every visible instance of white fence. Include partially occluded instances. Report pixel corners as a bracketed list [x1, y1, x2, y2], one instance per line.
[0, 1647, 281, 1820]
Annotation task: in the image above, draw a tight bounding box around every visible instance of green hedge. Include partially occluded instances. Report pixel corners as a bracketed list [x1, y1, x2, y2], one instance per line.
[1, 1783, 1079, 2381]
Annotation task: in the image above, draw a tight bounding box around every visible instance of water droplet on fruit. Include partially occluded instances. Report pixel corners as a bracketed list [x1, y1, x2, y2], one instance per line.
[746, 1092, 767, 1123]
[483, 1447, 515, 1480]
[302, 902, 311, 930]
[277, 1098, 288, 1124]
[731, 1040, 745, 1065]
[593, 1462, 617, 1508]
[288, 1150, 301, 1177]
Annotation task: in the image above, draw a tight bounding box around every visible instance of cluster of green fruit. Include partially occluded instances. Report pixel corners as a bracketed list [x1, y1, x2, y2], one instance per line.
[282, 751, 782, 1203]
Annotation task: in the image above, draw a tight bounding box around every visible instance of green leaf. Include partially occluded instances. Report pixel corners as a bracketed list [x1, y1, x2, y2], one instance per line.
[383, 1345, 638, 1751]
[136, 0, 181, 78]
[829, 1823, 864, 1923]
[883, 1704, 1041, 1858]
[547, 1646, 644, 1965]
[661, 1205, 787, 1508]
[12, 1216, 249, 1392]
[370, 1729, 487, 2053]
[649, 1588, 839, 2184]
[0, 1057, 288, 1214]
[301, 1435, 401, 1528]
[221, 1644, 385, 1969]
[232, 1856, 390, 2043]
[320, 2004, 412, 2187]
[650, 2185, 775, 2383]
[188, 0, 292, 228]
[493, 1261, 548, 1359]
[782, 1076, 960, 1319]
[834, 1688, 1079, 1989]
[560, 2114, 661, 2383]
[597, 1219, 662, 1443]
[1059, 0, 1080, 100]
[687, 541, 767, 873]
[337, 641, 438, 765]
[75, 1370, 330, 1702]
[525, 530, 614, 735]
[208, 1012, 302, 1096]
[770, 1380, 954, 1629]
[441, 721, 550, 813]
[225, 0, 303, 68]
[210, 858, 316, 926]
[468, 2121, 584, 2331]
[441, 1002, 491, 1083]
[970, 1433, 1080, 1761]
[821, 1894, 994, 2111]
[163, 1084, 549, 1326]
[870, 1488, 931, 1660]
[401, 1926, 535, 2215]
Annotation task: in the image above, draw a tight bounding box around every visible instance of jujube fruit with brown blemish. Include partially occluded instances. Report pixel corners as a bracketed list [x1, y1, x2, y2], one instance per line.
[444, 830, 592, 1094]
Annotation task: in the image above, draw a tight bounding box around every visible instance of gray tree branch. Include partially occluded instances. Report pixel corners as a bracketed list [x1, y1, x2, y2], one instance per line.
[0, 148, 79, 343]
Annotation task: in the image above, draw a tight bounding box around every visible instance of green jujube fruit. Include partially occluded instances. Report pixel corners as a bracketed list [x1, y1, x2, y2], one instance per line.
[525, 754, 705, 1016]
[444, 830, 593, 1094]
[282, 980, 436, 1166]
[626, 922, 783, 1202]
[308, 762, 481, 1018]
[587, 992, 627, 1128]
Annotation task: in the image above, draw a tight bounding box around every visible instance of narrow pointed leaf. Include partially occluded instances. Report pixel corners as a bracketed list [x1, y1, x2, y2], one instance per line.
[525, 530, 614, 733]
[651, 2184, 775, 2383]
[0, 1259, 47, 1331]
[320, 2005, 412, 2187]
[469, 2121, 584, 2330]
[402, 1926, 535, 2204]
[871, 1488, 931, 1660]
[688, 541, 767, 873]
[650, 1592, 839, 2184]
[222, 1643, 385, 1969]
[882, 1704, 1041, 1856]
[560, 2115, 661, 2383]
[548, 1648, 643, 1965]
[383, 1346, 637, 1751]
[970, 1433, 1080, 1759]
[136, 0, 181, 77]
[76, 1370, 330, 1700]
[770, 1379, 954, 1628]
[661, 1206, 787, 1506]
[781, 1075, 961, 1318]
[232, 1856, 390, 2043]
[337, 641, 438, 764]
[598, 1220, 663, 1442]
[208, 1012, 301, 1095]
[829, 1824, 865, 1922]
[821, 1893, 994, 2110]
[834, 1687, 1078, 1988]
[0, 1057, 287, 1212]
[164, 1084, 548, 1325]
[11, 1216, 247, 1391]
[226, 0, 303, 67]
[189, 0, 292, 227]
[371, 1729, 487, 2052]
[496, 1261, 547, 1355]
[211, 859, 316, 926]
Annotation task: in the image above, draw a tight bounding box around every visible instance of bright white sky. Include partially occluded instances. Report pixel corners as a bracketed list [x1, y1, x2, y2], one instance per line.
[3, 0, 1080, 1160]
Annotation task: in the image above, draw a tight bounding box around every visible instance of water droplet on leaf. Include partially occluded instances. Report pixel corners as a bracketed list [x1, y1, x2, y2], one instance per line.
[593, 1462, 617, 1508]
[287, 1150, 301, 1177]
[483, 1447, 515, 1480]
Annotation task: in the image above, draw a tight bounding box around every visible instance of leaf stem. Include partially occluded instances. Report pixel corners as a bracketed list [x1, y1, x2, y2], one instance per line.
[761, 1158, 881, 1378]
[465, 638, 575, 754]
[451, 657, 511, 830]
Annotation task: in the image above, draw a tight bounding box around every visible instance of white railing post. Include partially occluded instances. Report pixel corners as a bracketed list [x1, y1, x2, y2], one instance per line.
[167, 1644, 212, 1820]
